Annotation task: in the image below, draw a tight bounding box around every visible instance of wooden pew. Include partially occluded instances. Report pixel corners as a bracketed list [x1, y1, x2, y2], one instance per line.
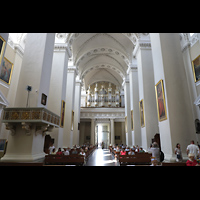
[0, 162, 43, 166]
[45, 154, 85, 166]
[161, 162, 186, 166]
[119, 153, 152, 166]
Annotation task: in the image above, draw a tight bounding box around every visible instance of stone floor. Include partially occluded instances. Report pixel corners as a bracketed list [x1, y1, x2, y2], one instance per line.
[85, 147, 120, 166]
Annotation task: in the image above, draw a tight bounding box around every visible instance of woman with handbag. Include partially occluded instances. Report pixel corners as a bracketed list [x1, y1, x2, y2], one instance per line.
[174, 143, 182, 162]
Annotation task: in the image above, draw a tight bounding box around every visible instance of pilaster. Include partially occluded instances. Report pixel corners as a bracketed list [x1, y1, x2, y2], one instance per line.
[135, 37, 159, 150]
[63, 65, 77, 147]
[128, 62, 141, 146]
[150, 33, 197, 161]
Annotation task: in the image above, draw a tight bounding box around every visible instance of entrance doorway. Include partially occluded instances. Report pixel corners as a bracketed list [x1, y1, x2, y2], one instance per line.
[96, 123, 109, 149]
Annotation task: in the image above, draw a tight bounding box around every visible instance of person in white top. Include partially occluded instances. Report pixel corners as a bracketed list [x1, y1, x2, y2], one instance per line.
[49, 144, 55, 154]
[186, 140, 199, 159]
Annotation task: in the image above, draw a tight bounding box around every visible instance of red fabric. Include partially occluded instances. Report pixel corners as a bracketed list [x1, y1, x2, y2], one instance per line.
[186, 159, 198, 166]
[120, 151, 126, 155]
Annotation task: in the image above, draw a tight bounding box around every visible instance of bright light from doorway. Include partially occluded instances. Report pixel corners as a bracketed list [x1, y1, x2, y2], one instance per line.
[98, 124, 102, 143]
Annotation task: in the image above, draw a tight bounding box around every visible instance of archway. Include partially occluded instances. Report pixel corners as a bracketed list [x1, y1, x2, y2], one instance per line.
[96, 123, 110, 149]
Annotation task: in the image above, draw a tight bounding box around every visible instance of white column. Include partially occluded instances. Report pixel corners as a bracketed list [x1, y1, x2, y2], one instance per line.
[73, 78, 82, 145]
[150, 33, 197, 161]
[181, 34, 200, 142]
[134, 35, 159, 150]
[14, 33, 55, 108]
[63, 66, 77, 147]
[90, 118, 95, 145]
[128, 62, 141, 146]
[110, 118, 115, 145]
[123, 76, 132, 146]
[47, 44, 71, 148]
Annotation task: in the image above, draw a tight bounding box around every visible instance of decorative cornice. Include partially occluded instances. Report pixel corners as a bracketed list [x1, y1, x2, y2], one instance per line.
[14, 44, 24, 58]
[133, 39, 151, 57]
[54, 43, 72, 58]
[126, 64, 137, 75]
[68, 66, 78, 75]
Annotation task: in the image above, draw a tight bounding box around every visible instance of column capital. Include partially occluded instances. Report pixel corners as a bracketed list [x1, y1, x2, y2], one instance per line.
[133, 39, 151, 57]
[68, 66, 78, 75]
[122, 76, 129, 87]
[127, 63, 138, 75]
[54, 43, 72, 57]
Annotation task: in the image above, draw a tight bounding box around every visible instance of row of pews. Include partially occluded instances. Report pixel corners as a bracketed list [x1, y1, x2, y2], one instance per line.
[44, 145, 97, 166]
[109, 147, 152, 166]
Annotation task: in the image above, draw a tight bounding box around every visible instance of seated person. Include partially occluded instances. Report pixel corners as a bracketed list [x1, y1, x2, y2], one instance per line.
[186, 153, 199, 166]
[64, 148, 70, 155]
[56, 148, 63, 156]
[125, 146, 129, 152]
[139, 147, 145, 153]
[79, 148, 86, 157]
[71, 148, 78, 155]
[120, 148, 126, 155]
[51, 148, 56, 155]
[115, 146, 120, 152]
[131, 146, 136, 151]
[128, 149, 135, 155]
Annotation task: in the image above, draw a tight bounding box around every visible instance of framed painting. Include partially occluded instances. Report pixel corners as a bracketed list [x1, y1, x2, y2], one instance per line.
[0, 36, 6, 68]
[41, 93, 47, 105]
[0, 57, 14, 85]
[155, 79, 167, 122]
[192, 55, 200, 83]
[125, 116, 127, 133]
[60, 100, 65, 128]
[139, 99, 145, 127]
[71, 110, 74, 131]
[131, 110, 134, 131]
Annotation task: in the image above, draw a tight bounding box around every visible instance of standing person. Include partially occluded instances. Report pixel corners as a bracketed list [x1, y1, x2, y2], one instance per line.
[148, 142, 160, 162]
[174, 143, 182, 162]
[49, 143, 55, 154]
[186, 140, 199, 159]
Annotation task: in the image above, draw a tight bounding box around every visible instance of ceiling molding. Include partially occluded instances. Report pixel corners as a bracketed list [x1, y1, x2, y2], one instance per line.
[75, 47, 130, 67]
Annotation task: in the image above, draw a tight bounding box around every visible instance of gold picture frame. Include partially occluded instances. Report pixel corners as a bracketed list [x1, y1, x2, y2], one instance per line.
[60, 100, 65, 128]
[155, 79, 167, 122]
[131, 110, 134, 131]
[0, 36, 6, 69]
[71, 110, 74, 131]
[0, 57, 13, 85]
[139, 99, 145, 127]
[192, 55, 200, 83]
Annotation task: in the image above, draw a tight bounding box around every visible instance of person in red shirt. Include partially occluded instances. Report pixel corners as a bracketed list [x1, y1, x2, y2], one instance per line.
[120, 148, 126, 155]
[186, 153, 199, 166]
[56, 147, 63, 159]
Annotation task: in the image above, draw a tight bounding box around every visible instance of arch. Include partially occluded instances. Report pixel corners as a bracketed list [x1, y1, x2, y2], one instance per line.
[75, 47, 130, 67]
[81, 63, 125, 80]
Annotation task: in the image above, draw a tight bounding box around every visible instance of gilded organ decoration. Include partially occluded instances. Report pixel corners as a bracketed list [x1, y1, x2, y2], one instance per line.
[86, 82, 122, 107]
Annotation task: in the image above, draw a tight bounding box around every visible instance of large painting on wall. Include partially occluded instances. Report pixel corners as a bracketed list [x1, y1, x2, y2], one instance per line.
[60, 100, 65, 128]
[0, 36, 6, 68]
[0, 57, 13, 85]
[71, 110, 74, 131]
[131, 110, 134, 131]
[139, 99, 145, 127]
[192, 55, 200, 83]
[125, 116, 127, 133]
[155, 79, 167, 122]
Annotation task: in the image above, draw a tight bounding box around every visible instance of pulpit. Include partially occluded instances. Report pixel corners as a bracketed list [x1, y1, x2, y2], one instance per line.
[0, 107, 60, 163]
